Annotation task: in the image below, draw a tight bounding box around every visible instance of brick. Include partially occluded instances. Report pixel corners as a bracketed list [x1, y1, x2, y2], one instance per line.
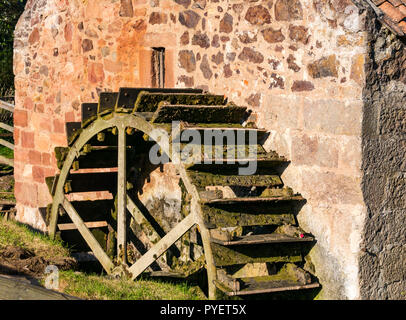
[36, 132, 51, 152]
[28, 150, 42, 165]
[32, 166, 45, 183]
[13, 127, 20, 146]
[14, 110, 28, 127]
[21, 131, 35, 149]
[301, 168, 363, 205]
[14, 147, 29, 163]
[291, 132, 339, 168]
[53, 118, 65, 134]
[14, 181, 38, 207]
[41, 152, 52, 166]
[88, 62, 105, 83]
[303, 98, 362, 136]
[23, 97, 34, 110]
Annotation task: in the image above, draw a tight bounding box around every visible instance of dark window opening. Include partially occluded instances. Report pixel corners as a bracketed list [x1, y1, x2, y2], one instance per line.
[151, 47, 165, 88]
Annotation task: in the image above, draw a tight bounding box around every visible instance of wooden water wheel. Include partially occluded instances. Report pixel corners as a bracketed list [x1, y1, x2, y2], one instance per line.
[46, 87, 320, 299]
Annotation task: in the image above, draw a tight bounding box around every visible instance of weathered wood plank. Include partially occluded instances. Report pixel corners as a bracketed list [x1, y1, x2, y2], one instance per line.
[211, 242, 304, 267]
[129, 213, 195, 280]
[115, 88, 203, 112]
[127, 195, 161, 245]
[117, 128, 127, 264]
[151, 104, 246, 123]
[203, 195, 305, 205]
[57, 221, 108, 231]
[98, 92, 118, 116]
[62, 197, 114, 273]
[0, 122, 14, 133]
[0, 138, 14, 150]
[0, 100, 14, 113]
[0, 155, 13, 167]
[210, 233, 314, 246]
[214, 279, 319, 296]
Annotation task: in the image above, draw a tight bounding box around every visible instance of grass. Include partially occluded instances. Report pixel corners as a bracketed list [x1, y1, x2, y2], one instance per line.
[0, 146, 13, 160]
[57, 271, 206, 300]
[0, 219, 206, 300]
[0, 219, 70, 259]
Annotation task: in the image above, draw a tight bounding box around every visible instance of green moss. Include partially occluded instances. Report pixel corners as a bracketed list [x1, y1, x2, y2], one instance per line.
[134, 92, 227, 113]
[67, 128, 83, 146]
[260, 187, 294, 198]
[0, 145, 13, 159]
[91, 228, 107, 251]
[45, 176, 58, 195]
[202, 204, 295, 228]
[171, 255, 206, 277]
[151, 104, 247, 124]
[82, 115, 97, 128]
[211, 242, 303, 267]
[188, 171, 282, 188]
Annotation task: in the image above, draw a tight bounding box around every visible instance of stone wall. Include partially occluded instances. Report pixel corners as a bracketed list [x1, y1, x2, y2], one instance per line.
[13, 0, 369, 299]
[359, 7, 406, 299]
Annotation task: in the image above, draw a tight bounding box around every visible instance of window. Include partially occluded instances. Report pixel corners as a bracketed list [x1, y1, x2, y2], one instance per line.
[151, 47, 165, 88]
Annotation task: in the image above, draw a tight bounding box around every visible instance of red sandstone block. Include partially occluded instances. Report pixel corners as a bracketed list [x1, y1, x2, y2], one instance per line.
[41, 152, 51, 166]
[13, 127, 20, 146]
[53, 118, 65, 134]
[13, 147, 29, 163]
[14, 181, 38, 207]
[46, 94, 55, 104]
[29, 150, 42, 165]
[23, 97, 34, 110]
[40, 118, 52, 132]
[21, 131, 35, 149]
[51, 133, 68, 147]
[43, 167, 56, 178]
[37, 182, 53, 206]
[32, 166, 44, 183]
[14, 110, 28, 127]
[65, 111, 75, 122]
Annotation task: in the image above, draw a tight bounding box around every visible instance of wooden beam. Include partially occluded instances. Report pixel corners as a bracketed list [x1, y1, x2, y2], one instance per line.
[62, 197, 114, 273]
[0, 100, 14, 113]
[128, 213, 195, 280]
[0, 122, 14, 133]
[57, 221, 108, 231]
[0, 139, 14, 150]
[0, 155, 13, 167]
[126, 195, 161, 245]
[117, 127, 127, 264]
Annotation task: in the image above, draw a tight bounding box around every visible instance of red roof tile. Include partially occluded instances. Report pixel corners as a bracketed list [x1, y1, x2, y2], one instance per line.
[379, 1, 406, 22]
[367, 0, 406, 36]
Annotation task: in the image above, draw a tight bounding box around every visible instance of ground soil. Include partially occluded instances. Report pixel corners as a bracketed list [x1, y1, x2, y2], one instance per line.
[0, 245, 77, 279]
[0, 171, 77, 280]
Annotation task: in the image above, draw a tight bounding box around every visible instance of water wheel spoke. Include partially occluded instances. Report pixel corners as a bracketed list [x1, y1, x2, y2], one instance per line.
[128, 213, 195, 280]
[61, 197, 114, 273]
[117, 127, 127, 264]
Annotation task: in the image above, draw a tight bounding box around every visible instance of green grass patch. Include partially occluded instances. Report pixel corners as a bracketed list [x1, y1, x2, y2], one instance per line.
[0, 219, 70, 259]
[0, 146, 13, 159]
[58, 270, 206, 300]
[0, 219, 207, 300]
